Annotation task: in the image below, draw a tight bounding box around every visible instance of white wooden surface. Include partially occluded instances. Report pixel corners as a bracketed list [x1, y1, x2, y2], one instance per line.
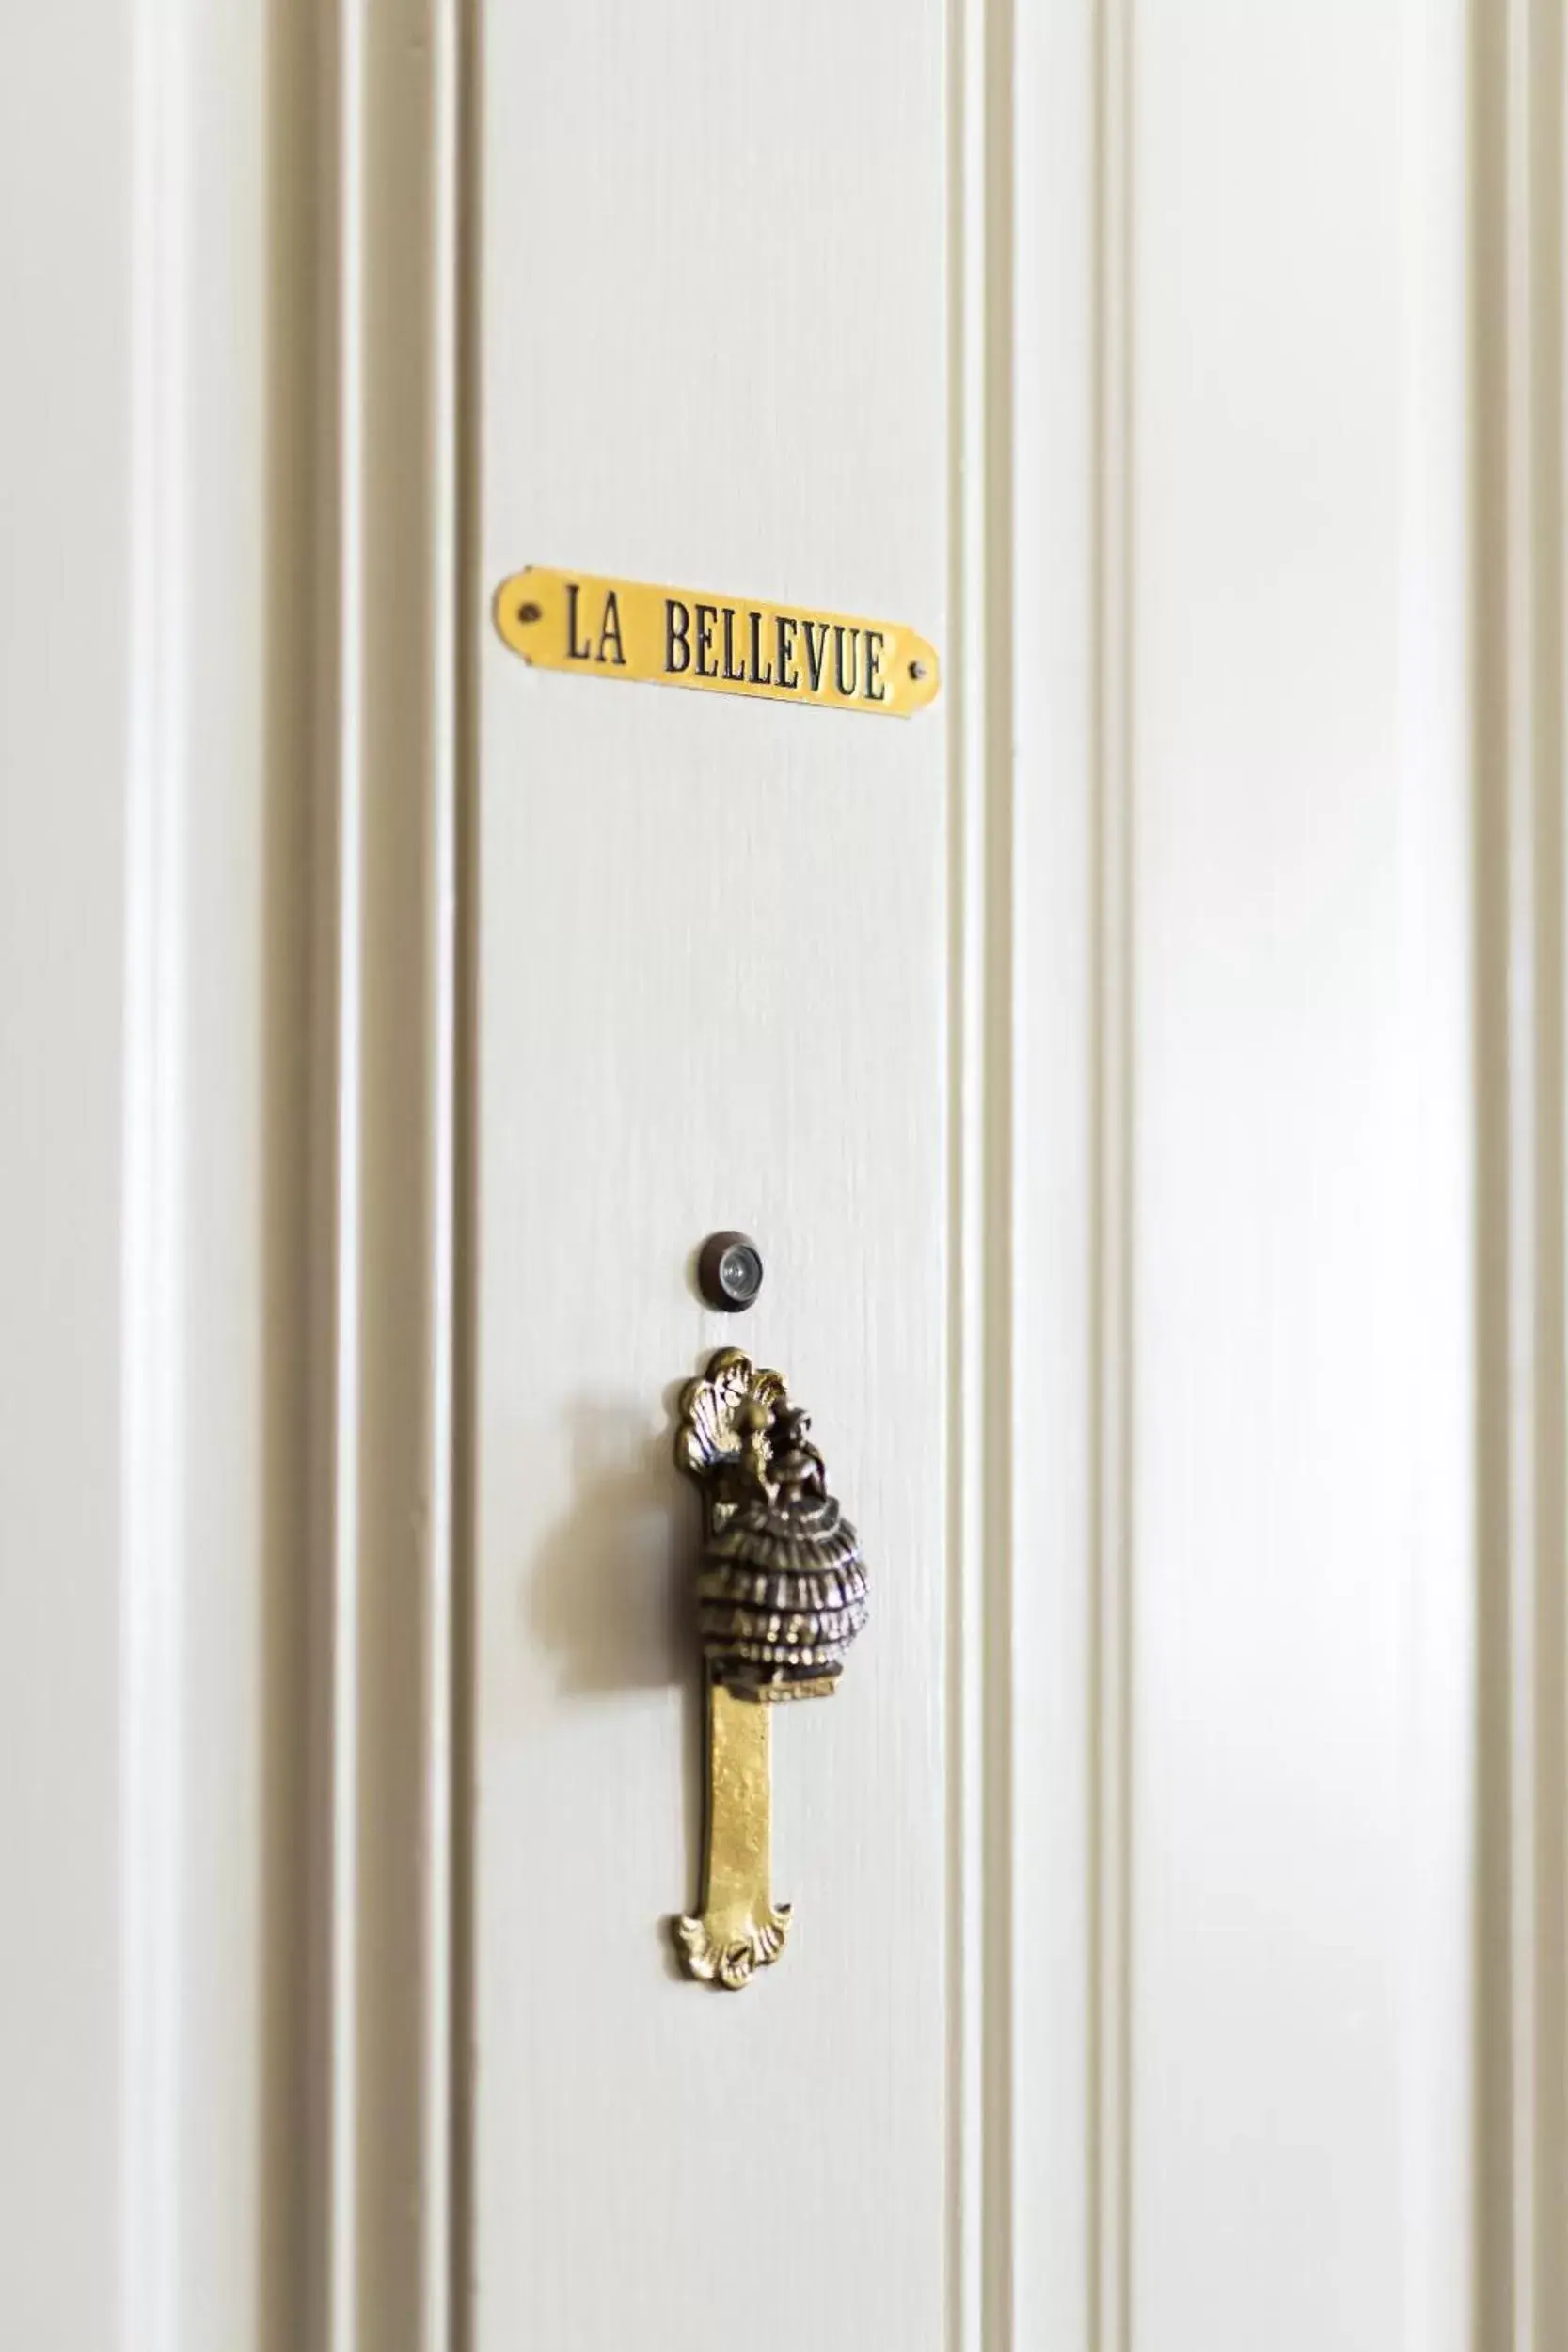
[1011, 4, 1487, 2344]
[3, 4, 1566, 2350]
[1, 8, 295, 2346]
[1, 16, 135, 2344]
[472, 6, 949, 2349]
[1116, 7, 1474, 2343]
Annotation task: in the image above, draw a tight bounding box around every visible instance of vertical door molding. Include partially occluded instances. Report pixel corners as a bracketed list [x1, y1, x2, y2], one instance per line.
[949, 5, 1019, 2352]
[116, 3, 471, 2341]
[303, 5, 467, 2350]
[1085, 6, 1137, 2345]
[1473, 0, 1568, 2342]
[0, 0, 461, 2344]
[953, 0, 1141, 2344]
[1006, 0, 1138, 2343]
[94, 1, 467, 2345]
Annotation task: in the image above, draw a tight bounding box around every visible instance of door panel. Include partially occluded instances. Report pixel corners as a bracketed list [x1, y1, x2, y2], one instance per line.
[474, 8, 951, 2348]
[1128, 6, 1472, 2342]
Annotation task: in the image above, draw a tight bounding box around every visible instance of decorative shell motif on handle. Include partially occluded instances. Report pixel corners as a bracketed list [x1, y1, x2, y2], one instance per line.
[674, 1347, 786, 1534]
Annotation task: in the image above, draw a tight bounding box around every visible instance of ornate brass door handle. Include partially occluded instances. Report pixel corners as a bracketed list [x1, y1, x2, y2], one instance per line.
[673, 1348, 868, 1986]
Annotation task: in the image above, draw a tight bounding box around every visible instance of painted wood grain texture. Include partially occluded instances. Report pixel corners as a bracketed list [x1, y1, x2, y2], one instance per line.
[1012, 1, 1481, 2346]
[1126, 7, 1474, 2347]
[472, 5, 950, 2349]
[0, 13, 135, 2344]
[5, 2, 1563, 2349]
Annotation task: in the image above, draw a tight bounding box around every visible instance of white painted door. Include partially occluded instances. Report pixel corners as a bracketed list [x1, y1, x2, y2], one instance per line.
[4, 5, 1566, 2352]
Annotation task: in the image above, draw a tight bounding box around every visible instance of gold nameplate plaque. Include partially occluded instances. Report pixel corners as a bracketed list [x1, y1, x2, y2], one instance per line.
[493, 564, 940, 719]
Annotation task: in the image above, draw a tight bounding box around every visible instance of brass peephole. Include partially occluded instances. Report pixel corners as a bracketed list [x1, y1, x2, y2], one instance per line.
[673, 1349, 868, 1988]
